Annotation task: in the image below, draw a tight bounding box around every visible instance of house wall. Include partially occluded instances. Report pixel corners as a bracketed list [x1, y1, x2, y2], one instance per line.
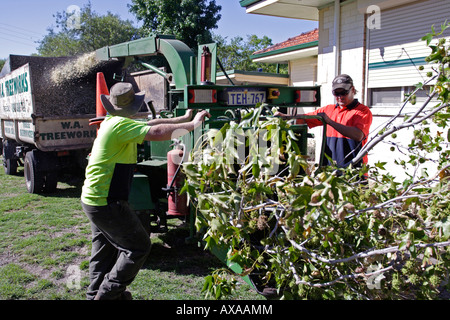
[313, 0, 449, 180]
[289, 56, 317, 86]
[244, 0, 448, 180]
[318, 0, 367, 106]
[367, 0, 449, 89]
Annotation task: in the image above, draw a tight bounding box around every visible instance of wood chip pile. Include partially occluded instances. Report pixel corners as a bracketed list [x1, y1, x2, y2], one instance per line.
[5, 54, 123, 117]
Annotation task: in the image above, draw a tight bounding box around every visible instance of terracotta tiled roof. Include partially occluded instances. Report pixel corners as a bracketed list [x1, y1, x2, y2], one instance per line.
[253, 28, 318, 55]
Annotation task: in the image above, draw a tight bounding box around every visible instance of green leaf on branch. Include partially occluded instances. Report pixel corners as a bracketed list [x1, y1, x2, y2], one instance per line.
[435, 217, 450, 240]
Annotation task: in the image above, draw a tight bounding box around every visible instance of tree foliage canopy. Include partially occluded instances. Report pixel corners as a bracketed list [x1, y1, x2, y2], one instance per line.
[35, 1, 283, 74]
[129, 0, 222, 49]
[214, 34, 287, 74]
[37, 2, 141, 57]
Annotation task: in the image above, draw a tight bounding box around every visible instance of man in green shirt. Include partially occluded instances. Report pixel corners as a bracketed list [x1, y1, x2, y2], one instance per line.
[81, 82, 210, 300]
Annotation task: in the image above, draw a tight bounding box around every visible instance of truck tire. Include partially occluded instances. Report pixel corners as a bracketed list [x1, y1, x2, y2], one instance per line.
[2, 140, 18, 175]
[4, 159, 18, 175]
[24, 150, 45, 194]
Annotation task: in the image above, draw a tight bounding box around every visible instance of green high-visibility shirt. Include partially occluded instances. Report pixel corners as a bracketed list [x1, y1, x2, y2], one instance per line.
[81, 115, 150, 206]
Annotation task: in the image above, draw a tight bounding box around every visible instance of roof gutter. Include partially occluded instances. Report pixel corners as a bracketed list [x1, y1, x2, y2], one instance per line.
[239, 0, 262, 7]
[251, 40, 319, 60]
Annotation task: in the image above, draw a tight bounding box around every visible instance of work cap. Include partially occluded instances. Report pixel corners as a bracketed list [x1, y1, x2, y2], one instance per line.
[332, 74, 353, 91]
[101, 82, 145, 117]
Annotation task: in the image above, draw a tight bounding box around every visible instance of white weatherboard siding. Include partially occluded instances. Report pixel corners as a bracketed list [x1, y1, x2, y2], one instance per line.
[367, 0, 450, 88]
[290, 56, 317, 86]
[365, 0, 449, 181]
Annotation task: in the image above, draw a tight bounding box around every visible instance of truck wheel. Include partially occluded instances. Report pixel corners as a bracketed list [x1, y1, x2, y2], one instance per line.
[24, 151, 45, 194]
[3, 140, 18, 175]
[4, 158, 18, 175]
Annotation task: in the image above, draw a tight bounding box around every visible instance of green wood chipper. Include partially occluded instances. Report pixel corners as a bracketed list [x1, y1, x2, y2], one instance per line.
[96, 35, 324, 296]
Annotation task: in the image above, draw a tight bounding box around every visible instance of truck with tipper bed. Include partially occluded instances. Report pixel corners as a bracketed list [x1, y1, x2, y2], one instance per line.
[0, 54, 122, 193]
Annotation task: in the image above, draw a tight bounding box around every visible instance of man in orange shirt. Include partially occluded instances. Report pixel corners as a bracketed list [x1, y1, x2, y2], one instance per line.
[278, 74, 372, 168]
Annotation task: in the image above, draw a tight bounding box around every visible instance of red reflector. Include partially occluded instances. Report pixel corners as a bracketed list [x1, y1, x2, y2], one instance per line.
[57, 151, 70, 157]
[295, 90, 301, 103]
[188, 89, 217, 104]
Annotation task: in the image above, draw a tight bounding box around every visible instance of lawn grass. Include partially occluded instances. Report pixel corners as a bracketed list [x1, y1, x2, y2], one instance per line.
[0, 159, 264, 301]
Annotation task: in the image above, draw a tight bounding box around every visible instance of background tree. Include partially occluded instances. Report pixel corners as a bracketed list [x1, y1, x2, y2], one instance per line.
[129, 0, 221, 50]
[214, 33, 288, 74]
[37, 2, 141, 56]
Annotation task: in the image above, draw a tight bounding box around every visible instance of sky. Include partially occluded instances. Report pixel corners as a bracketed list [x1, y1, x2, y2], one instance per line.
[0, 0, 318, 59]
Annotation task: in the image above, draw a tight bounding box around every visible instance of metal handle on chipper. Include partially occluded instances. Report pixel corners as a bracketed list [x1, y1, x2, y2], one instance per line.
[278, 115, 327, 167]
[138, 60, 173, 83]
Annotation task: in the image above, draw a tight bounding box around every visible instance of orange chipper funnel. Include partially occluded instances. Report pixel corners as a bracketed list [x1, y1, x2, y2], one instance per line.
[90, 72, 109, 128]
[96, 72, 109, 117]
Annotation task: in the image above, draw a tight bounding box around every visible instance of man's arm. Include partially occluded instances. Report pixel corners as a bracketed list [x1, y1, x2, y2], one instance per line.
[318, 112, 365, 141]
[146, 109, 194, 126]
[274, 110, 364, 140]
[144, 110, 210, 142]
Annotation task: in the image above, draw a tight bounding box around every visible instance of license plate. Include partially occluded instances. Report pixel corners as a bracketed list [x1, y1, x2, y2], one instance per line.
[227, 89, 266, 106]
